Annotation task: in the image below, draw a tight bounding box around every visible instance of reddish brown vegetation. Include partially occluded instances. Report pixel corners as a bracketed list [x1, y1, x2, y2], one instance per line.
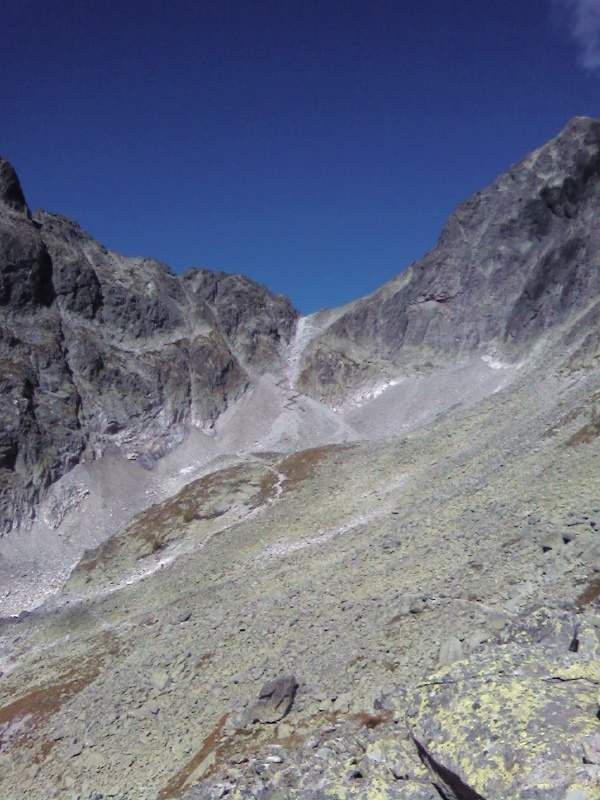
[578, 577, 600, 606]
[0, 633, 120, 760]
[350, 710, 392, 729]
[565, 416, 600, 447]
[157, 713, 228, 799]
[278, 444, 348, 493]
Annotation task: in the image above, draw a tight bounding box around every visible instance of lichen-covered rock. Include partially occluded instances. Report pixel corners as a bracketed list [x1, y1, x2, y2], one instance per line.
[407, 607, 600, 800]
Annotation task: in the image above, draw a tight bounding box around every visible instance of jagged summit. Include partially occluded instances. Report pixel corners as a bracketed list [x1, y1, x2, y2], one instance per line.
[0, 157, 28, 214]
[295, 116, 600, 400]
[558, 113, 600, 140]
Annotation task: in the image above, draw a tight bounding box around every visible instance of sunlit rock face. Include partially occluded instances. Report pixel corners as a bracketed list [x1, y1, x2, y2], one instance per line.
[296, 116, 600, 402]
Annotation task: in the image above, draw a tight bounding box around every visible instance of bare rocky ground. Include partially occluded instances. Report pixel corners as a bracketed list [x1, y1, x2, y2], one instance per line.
[0, 118, 599, 799]
[0, 315, 598, 799]
[0, 321, 515, 618]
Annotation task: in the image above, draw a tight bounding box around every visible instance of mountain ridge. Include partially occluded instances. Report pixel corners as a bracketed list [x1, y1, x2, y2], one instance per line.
[0, 191, 298, 533]
[296, 115, 600, 400]
[1, 117, 599, 535]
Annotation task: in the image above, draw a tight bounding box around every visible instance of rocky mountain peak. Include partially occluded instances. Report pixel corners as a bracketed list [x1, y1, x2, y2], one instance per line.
[0, 157, 29, 215]
[295, 116, 600, 401]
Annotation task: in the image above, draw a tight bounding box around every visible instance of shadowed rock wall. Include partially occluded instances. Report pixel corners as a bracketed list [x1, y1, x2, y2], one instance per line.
[0, 170, 298, 533]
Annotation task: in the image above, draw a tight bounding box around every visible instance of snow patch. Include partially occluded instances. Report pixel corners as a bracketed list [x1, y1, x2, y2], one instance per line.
[345, 377, 403, 409]
[482, 354, 512, 370]
[178, 465, 196, 476]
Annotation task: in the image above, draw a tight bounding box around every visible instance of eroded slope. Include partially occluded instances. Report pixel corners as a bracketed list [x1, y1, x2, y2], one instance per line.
[0, 336, 597, 798]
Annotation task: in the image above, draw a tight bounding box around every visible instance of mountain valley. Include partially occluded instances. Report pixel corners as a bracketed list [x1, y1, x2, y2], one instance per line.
[0, 118, 598, 799]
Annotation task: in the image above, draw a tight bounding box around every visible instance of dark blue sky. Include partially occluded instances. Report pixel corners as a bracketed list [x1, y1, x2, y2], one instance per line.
[3, 1, 600, 313]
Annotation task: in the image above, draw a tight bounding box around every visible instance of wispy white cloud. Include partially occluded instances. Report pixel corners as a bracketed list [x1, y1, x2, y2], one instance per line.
[556, 0, 600, 69]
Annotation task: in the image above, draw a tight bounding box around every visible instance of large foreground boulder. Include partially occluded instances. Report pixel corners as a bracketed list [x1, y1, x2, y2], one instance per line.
[407, 607, 600, 800]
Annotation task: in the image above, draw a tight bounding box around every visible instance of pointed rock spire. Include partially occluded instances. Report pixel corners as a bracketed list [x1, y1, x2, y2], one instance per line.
[0, 157, 29, 214]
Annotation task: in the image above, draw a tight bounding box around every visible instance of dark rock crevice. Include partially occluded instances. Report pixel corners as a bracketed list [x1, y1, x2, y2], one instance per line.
[412, 736, 488, 800]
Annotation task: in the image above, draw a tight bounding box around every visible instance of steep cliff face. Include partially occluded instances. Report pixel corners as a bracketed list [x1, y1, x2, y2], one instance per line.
[0, 168, 298, 533]
[296, 116, 600, 401]
[0, 172, 84, 532]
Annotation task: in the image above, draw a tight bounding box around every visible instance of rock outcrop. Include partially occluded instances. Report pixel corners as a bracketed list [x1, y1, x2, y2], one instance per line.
[296, 116, 600, 401]
[408, 607, 600, 800]
[0, 166, 298, 533]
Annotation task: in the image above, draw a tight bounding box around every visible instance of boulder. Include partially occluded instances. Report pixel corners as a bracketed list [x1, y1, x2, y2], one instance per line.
[247, 676, 299, 724]
[407, 607, 600, 800]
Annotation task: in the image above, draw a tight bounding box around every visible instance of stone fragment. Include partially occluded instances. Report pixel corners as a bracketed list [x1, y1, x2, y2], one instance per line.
[247, 675, 299, 724]
[150, 669, 171, 692]
[277, 722, 294, 738]
[565, 791, 591, 800]
[438, 636, 463, 667]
